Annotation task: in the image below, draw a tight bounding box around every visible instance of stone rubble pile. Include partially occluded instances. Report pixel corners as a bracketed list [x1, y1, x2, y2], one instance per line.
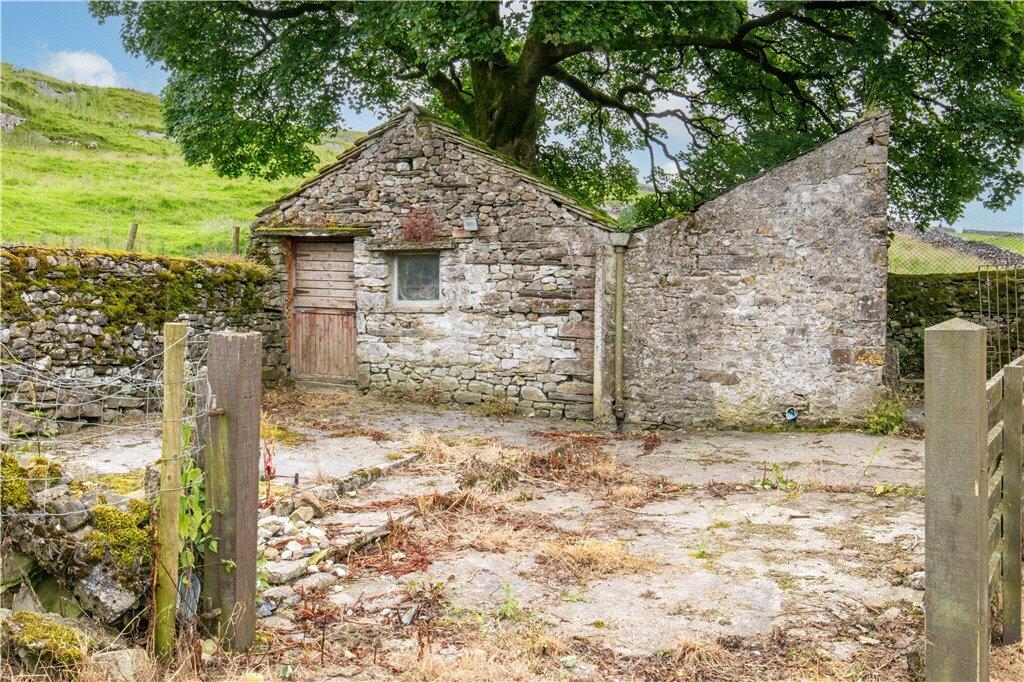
[1, 457, 155, 679]
[253, 467, 456, 634]
[1, 460, 150, 625]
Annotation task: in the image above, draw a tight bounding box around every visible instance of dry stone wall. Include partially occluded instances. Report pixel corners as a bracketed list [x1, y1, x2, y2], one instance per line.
[252, 110, 614, 419]
[621, 114, 891, 427]
[0, 246, 283, 433]
[888, 272, 1024, 379]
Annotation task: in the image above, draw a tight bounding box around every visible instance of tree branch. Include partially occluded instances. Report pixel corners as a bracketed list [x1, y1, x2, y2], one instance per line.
[234, 1, 335, 21]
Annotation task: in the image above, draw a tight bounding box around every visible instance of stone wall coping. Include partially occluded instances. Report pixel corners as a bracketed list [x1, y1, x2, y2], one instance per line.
[252, 225, 371, 238]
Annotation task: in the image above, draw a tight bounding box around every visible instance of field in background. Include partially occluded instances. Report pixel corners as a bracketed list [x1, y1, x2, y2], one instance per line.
[0, 64, 358, 256]
[888, 233, 987, 274]
[963, 231, 1024, 256]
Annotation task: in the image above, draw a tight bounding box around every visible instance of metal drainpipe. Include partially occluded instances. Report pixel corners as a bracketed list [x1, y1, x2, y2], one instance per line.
[613, 243, 626, 420]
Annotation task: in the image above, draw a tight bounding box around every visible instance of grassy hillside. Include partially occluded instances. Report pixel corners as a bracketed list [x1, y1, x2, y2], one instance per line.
[0, 64, 357, 256]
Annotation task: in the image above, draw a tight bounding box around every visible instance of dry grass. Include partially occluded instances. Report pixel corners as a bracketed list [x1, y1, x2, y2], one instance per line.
[536, 539, 656, 581]
[416, 489, 564, 555]
[524, 431, 682, 506]
[392, 622, 571, 681]
[345, 520, 434, 577]
[262, 386, 353, 427]
[993, 640, 1024, 681]
[328, 421, 396, 442]
[469, 400, 517, 419]
[661, 640, 735, 680]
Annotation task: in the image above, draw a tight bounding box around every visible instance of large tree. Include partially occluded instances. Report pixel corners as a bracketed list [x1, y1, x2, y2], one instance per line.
[92, 1, 1024, 225]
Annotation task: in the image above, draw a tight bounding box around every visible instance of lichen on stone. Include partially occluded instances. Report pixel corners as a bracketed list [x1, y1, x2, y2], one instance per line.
[2, 610, 88, 667]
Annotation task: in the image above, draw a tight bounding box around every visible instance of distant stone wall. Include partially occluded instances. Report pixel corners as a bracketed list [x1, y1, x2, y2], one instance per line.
[891, 222, 1024, 267]
[0, 245, 282, 433]
[888, 272, 1024, 379]
[621, 114, 891, 428]
[251, 109, 615, 420]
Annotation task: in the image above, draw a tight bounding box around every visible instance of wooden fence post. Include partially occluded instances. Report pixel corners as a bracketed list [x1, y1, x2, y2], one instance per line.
[126, 222, 139, 251]
[203, 331, 261, 651]
[1004, 362, 1023, 644]
[925, 319, 989, 681]
[155, 322, 186, 661]
[232, 225, 241, 255]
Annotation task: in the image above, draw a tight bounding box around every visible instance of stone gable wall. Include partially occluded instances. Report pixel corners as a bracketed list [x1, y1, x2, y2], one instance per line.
[621, 115, 891, 427]
[251, 113, 614, 419]
[0, 246, 283, 433]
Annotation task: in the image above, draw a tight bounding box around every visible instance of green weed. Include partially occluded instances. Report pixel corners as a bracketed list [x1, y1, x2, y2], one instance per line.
[497, 583, 528, 622]
[753, 462, 798, 492]
[866, 392, 907, 436]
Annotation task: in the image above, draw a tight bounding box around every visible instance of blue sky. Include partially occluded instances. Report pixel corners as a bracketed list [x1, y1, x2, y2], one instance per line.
[2, 0, 1021, 232]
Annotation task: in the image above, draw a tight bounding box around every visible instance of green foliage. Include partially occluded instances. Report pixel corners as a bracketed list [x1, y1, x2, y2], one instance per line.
[178, 450, 214, 576]
[690, 539, 713, 560]
[93, 1, 1024, 226]
[561, 589, 588, 603]
[866, 393, 907, 436]
[0, 64, 354, 256]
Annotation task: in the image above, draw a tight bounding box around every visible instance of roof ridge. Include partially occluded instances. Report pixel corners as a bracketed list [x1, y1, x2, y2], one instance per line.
[255, 103, 617, 229]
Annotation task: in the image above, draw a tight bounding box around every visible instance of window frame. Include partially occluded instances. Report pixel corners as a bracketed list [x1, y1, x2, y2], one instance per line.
[391, 251, 442, 309]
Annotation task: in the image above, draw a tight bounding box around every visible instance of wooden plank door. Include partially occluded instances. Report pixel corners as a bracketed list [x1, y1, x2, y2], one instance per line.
[290, 240, 357, 381]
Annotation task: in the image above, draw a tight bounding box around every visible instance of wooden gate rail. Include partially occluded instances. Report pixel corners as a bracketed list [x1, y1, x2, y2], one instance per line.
[925, 319, 1023, 681]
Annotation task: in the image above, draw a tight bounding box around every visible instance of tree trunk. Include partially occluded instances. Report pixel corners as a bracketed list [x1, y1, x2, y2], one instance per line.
[463, 60, 543, 170]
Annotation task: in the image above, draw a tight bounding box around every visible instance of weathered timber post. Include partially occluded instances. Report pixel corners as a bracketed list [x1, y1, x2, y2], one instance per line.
[155, 322, 186, 660]
[232, 225, 241, 255]
[1003, 362, 1023, 644]
[925, 319, 989, 681]
[203, 331, 261, 651]
[126, 222, 139, 251]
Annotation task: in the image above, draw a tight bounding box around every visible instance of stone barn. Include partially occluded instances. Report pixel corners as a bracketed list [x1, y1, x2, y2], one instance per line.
[251, 104, 889, 428]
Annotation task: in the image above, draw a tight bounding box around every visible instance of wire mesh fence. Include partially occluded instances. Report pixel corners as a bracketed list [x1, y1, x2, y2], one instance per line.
[889, 223, 1024, 275]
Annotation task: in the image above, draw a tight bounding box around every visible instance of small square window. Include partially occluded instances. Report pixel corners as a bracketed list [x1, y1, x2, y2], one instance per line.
[394, 252, 440, 304]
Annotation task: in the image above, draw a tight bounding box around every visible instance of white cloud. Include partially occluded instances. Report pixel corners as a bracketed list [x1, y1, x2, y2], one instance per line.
[38, 51, 122, 87]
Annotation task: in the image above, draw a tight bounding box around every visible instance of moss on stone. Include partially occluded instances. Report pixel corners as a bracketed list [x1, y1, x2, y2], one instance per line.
[888, 271, 1024, 378]
[88, 500, 152, 573]
[2, 244, 272, 335]
[0, 454, 32, 510]
[25, 455, 62, 491]
[71, 469, 144, 495]
[2, 611, 88, 667]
